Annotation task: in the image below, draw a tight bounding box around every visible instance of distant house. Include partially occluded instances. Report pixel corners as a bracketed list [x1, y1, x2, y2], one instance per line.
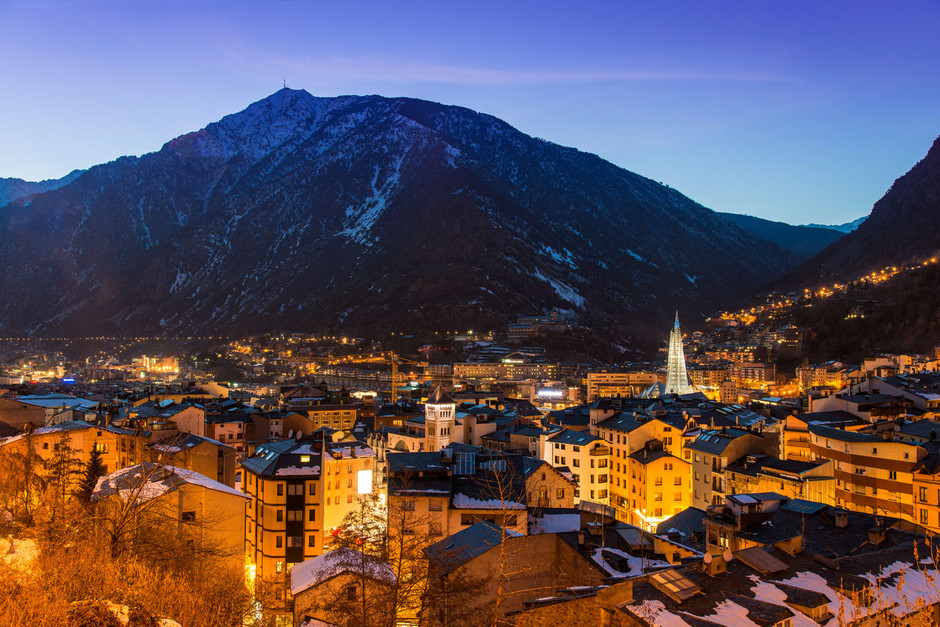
[92, 462, 247, 568]
[290, 548, 395, 626]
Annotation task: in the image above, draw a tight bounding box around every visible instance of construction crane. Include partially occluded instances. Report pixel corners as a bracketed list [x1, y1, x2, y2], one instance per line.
[325, 351, 428, 403]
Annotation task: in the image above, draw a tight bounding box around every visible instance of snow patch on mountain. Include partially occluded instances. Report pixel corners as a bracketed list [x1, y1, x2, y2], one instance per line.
[532, 269, 585, 308]
[338, 157, 404, 245]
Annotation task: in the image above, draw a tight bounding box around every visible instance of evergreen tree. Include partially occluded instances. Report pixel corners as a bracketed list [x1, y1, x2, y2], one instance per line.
[79, 445, 106, 503]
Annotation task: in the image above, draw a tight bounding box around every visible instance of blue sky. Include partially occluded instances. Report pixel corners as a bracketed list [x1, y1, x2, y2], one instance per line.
[0, 0, 937, 224]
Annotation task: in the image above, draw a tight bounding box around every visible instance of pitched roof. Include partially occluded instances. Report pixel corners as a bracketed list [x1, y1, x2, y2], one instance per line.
[427, 385, 455, 405]
[290, 548, 395, 595]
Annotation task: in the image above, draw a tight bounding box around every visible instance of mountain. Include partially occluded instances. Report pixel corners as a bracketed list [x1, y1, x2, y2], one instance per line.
[0, 169, 84, 207]
[801, 216, 866, 233]
[785, 134, 940, 286]
[0, 89, 796, 347]
[719, 213, 844, 261]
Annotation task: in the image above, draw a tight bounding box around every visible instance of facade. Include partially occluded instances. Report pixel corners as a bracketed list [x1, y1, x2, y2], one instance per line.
[687, 428, 776, 510]
[92, 462, 247, 568]
[240, 432, 376, 615]
[0, 420, 149, 476]
[424, 385, 456, 452]
[664, 315, 694, 395]
[386, 445, 574, 543]
[543, 429, 611, 504]
[148, 433, 238, 486]
[586, 371, 659, 402]
[808, 424, 924, 520]
[627, 440, 691, 531]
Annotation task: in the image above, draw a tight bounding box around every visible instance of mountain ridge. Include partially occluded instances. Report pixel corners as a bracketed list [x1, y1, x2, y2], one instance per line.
[0, 89, 796, 350]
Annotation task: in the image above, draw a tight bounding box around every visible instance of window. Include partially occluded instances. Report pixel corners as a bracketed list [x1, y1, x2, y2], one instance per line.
[674, 477, 682, 486]
[308, 482, 316, 496]
[921, 509, 929, 525]
[402, 500, 415, 511]
[308, 509, 316, 521]
[889, 471, 898, 480]
[276, 561, 283, 573]
[276, 510, 284, 522]
[920, 487, 928, 502]
[556, 488, 565, 499]
[288, 484, 303, 496]
[346, 585, 357, 601]
[181, 511, 196, 522]
[694, 454, 701, 463]
[573, 459, 580, 468]
[654, 493, 662, 502]
[654, 477, 662, 486]
[287, 510, 303, 522]
[872, 447, 878, 454]
[287, 536, 303, 548]
[308, 535, 316, 547]
[674, 492, 682, 502]
[42, 442, 49, 450]
[429, 499, 442, 511]
[276, 536, 283, 548]
[277, 484, 284, 496]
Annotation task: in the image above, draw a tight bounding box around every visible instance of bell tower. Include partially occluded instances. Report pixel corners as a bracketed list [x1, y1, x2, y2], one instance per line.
[424, 385, 456, 451]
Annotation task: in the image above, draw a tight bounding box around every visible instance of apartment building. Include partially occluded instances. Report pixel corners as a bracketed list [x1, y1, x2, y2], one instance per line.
[808, 424, 924, 520]
[0, 420, 149, 475]
[687, 428, 776, 510]
[241, 433, 376, 591]
[585, 371, 658, 401]
[543, 429, 610, 504]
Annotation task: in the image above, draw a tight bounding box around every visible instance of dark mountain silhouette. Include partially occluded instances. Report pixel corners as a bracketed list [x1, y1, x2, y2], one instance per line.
[0, 89, 796, 346]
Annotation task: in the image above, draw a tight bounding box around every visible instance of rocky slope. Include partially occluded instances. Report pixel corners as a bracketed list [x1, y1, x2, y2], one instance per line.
[0, 89, 796, 344]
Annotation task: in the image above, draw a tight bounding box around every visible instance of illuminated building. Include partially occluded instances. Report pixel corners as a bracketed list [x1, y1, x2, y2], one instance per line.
[586, 371, 659, 401]
[241, 430, 376, 613]
[664, 314, 694, 395]
[424, 385, 456, 451]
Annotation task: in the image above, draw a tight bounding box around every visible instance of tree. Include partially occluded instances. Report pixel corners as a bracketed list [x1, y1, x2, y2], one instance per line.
[79, 445, 106, 503]
[0, 430, 46, 524]
[41, 432, 83, 525]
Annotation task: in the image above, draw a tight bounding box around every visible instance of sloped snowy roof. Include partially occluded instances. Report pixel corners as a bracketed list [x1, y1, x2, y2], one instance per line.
[290, 548, 395, 596]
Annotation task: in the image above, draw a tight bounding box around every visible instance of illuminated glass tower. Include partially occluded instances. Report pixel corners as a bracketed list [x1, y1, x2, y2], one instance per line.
[665, 313, 694, 394]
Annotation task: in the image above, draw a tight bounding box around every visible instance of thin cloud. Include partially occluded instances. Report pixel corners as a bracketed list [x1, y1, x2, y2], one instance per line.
[218, 44, 792, 86]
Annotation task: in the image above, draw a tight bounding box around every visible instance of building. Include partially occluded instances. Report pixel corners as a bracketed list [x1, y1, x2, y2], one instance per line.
[386, 444, 574, 542]
[586, 371, 659, 402]
[686, 428, 776, 509]
[724, 455, 835, 505]
[240, 431, 376, 615]
[808, 424, 925, 520]
[148, 432, 238, 486]
[92, 462, 247, 568]
[543, 429, 611, 504]
[424, 385, 455, 452]
[0, 420, 150, 476]
[423, 521, 607, 624]
[290, 548, 396, 626]
[664, 314, 694, 395]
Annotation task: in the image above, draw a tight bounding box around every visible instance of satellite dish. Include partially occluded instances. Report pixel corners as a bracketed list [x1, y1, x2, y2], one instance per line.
[723, 549, 733, 562]
[703, 553, 713, 564]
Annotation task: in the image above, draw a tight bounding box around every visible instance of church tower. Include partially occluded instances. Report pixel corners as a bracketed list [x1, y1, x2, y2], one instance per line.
[664, 313, 693, 394]
[424, 385, 456, 451]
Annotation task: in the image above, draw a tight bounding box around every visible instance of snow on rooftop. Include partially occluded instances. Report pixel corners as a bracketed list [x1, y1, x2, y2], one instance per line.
[451, 493, 525, 510]
[290, 547, 396, 596]
[275, 465, 320, 476]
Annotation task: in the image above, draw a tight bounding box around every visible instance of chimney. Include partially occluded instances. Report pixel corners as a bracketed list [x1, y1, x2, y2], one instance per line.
[834, 510, 849, 529]
[868, 526, 886, 546]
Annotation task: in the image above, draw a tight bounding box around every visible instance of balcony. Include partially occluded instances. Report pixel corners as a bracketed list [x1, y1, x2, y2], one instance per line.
[591, 445, 611, 456]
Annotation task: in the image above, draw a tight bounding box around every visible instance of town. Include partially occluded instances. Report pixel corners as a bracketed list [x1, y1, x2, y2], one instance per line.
[2, 298, 940, 626]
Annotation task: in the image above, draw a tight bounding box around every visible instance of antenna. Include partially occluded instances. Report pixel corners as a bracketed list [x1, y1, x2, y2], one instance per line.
[283, 79, 287, 89]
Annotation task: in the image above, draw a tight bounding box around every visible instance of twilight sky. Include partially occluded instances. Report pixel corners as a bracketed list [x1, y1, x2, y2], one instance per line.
[0, 0, 937, 225]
